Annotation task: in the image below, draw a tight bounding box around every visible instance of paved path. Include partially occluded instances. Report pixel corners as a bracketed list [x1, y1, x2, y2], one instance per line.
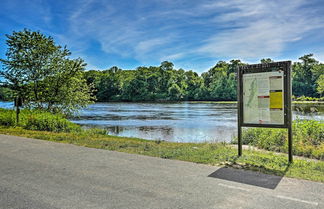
[0, 134, 323, 209]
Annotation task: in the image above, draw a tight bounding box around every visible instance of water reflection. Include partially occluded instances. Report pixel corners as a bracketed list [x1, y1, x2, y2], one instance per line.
[100, 125, 233, 143]
[293, 103, 324, 118]
[70, 102, 323, 142]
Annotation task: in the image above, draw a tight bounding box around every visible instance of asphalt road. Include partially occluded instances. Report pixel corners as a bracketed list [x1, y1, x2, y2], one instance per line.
[0, 134, 323, 209]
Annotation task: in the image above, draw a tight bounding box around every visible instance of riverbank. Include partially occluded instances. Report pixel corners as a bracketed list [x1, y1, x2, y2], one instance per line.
[0, 125, 323, 182]
[233, 120, 324, 160]
[0, 108, 323, 182]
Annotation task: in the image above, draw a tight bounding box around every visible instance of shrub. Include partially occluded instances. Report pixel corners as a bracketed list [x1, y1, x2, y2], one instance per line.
[293, 96, 324, 101]
[239, 120, 324, 159]
[0, 108, 80, 132]
[0, 108, 16, 126]
[24, 111, 80, 132]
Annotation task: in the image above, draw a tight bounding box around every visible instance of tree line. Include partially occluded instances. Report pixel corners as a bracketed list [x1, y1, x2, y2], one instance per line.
[84, 56, 323, 102]
[83, 60, 239, 102]
[0, 29, 323, 116]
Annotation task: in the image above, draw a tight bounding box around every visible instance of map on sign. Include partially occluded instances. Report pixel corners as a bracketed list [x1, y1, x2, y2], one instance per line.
[243, 71, 284, 124]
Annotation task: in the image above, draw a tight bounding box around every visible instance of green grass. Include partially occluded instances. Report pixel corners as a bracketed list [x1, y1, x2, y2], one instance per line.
[292, 96, 324, 102]
[0, 107, 323, 182]
[0, 126, 323, 182]
[293, 101, 324, 104]
[235, 120, 324, 160]
[0, 108, 80, 132]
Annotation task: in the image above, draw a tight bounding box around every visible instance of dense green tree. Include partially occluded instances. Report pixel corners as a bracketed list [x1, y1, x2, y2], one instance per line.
[317, 74, 324, 96]
[160, 61, 174, 71]
[168, 83, 184, 100]
[292, 54, 320, 97]
[184, 70, 203, 100]
[122, 72, 149, 101]
[0, 87, 13, 101]
[228, 59, 244, 75]
[0, 29, 93, 116]
[96, 67, 124, 101]
[201, 61, 237, 101]
[0, 29, 58, 121]
[260, 58, 274, 63]
[33, 58, 94, 115]
[82, 56, 322, 102]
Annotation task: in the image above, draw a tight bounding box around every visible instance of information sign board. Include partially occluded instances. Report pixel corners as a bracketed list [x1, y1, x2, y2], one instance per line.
[243, 71, 284, 125]
[237, 61, 293, 162]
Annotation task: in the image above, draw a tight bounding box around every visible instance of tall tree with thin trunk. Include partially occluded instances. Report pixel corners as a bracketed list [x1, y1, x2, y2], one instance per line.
[0, 29, 94, 118]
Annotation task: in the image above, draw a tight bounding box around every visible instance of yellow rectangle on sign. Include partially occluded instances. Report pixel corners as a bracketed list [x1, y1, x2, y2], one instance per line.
[270, 91, 283, 109]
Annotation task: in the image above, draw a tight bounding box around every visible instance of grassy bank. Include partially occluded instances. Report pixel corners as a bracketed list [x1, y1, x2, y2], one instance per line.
[0, 108, 80, 132]
[0, 126, 324, 182]
[237, 120, 324, 160]
[0, 108, 323, 182]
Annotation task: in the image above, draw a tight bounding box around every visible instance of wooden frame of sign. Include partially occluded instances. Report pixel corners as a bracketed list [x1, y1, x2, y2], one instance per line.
[237, 61, 293, 162]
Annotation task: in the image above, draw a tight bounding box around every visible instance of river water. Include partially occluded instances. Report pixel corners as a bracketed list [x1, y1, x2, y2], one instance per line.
[1, 101, 323, 142]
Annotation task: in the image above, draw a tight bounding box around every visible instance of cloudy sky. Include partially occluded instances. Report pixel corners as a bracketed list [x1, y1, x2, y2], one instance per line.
[1, 0, 324, 72]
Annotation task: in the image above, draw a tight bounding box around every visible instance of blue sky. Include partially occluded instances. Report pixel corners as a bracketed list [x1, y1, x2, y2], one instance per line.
[1, 0, 324, 72]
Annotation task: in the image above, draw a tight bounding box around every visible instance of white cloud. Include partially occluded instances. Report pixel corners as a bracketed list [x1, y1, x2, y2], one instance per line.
[21, 0, 323, 71]
[198, 0, 324, 60]
[134, 37, 174, 61]
[313, 52, 324, 63]
[160, 52, 186, 62]
[64, 0, 194, 65]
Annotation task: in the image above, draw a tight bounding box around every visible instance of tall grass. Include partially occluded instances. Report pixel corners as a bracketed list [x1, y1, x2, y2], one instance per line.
[293, 95, 324, 102]
[237, 120, 324, 160]
[0, 108, 16, 126]
[0, 108, 80, 132]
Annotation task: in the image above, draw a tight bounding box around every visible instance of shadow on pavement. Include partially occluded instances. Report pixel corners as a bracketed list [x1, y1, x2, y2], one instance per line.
[208, 167, 284, 189]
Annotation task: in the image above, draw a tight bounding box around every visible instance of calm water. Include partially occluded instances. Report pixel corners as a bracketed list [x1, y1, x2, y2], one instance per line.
[1, 101, 323, 142]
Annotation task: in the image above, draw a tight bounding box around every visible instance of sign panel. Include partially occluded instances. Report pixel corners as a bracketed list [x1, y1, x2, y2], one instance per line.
[237, 61, 293, 162]
[242, 71, 284, 124]
[238, 61, 291, 128]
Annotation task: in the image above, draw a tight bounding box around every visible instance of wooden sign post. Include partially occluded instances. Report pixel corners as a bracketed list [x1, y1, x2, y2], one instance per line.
[237, 61, 293, 163]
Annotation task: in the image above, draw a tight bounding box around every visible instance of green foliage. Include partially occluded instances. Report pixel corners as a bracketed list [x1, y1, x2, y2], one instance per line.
[293, 95, 324, 101]
[168, 83, 183, 100]
[317, 74, 324, 96]
[260, 58, 274, 63]
[33, 58, 94, 115]
[292, 54, 322, 97]
[24, 111, 80, 132]
[96, 67, 125, 101]
[201, 60, 240, 101]
[0, 29, 94, 115]
[84, 55, 323, 102]
[0, 108, 80, 132]
[0, 108, 16, 126]
[0, 87, 13, 101]
[238, 120, 324, 159]
[85, 60, 240, 102]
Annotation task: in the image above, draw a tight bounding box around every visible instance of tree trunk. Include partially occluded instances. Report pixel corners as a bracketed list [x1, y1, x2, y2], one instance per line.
[15, 97, 20, 125]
